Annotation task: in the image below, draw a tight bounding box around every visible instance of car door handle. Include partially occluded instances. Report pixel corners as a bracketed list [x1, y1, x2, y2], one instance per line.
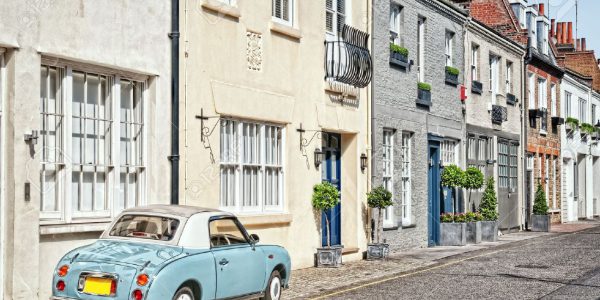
[219, 258, 229, 266]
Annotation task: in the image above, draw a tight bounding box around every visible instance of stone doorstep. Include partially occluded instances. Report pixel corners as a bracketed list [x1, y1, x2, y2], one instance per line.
[283, 231, 560, 299]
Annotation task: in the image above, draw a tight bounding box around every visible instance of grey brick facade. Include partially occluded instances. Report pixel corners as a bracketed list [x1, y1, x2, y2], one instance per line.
[371, 0, 467, 250]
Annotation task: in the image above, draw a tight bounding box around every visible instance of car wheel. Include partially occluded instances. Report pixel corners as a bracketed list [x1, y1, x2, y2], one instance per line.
[263, 270, 282, 300]
[173, 286, 195, 300]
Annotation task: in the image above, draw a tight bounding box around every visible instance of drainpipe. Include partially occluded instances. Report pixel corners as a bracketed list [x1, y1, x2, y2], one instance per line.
[368, 0, 375, 243]
[523, 48, 532, 230]
[169, 0, 180, 205]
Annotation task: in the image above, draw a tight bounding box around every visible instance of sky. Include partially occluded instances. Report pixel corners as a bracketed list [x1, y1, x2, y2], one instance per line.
[542, 0, 599, 54]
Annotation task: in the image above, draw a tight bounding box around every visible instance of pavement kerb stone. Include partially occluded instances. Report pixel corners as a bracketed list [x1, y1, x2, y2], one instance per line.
[284, 225, 600, 300]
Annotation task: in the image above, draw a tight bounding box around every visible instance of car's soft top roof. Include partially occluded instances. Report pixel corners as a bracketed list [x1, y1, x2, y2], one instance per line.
[122, 204, 231, 218]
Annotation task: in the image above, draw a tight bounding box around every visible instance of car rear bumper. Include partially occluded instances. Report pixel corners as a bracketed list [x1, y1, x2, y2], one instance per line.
[50, 297, 77, 300]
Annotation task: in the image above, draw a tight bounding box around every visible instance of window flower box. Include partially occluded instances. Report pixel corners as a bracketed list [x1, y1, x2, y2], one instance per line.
[445, 66, 460, 86]
[389, 43, 410, 69]
[417, 82, 432, 107]
[471, 80, 483, 94]
[565, 117, 579, 132]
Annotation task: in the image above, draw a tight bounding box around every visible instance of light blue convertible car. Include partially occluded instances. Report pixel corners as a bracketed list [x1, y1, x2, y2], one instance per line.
[50, 205, 291, 300]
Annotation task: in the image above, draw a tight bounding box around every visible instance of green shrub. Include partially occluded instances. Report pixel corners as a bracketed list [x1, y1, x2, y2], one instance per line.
[367, 186, 393, 209]
[440, 213, 454, 223]
[389, 43, 409, 57]
[367, 186, 393, 243]
[580, 123, 595, 134]
[445, 66, 460, 76]
[479, 178, 498, 221]
[312, 182, 340, 247]
[441, 164, 464, 188]
[418, 82, 432, 91]
[463, 167, 484, 205]
[533, 183, 549, 215]
[566, 117, 580, 128]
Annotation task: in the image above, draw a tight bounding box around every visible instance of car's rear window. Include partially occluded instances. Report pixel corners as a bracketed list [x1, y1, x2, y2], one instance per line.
[109, 215, 180, 241]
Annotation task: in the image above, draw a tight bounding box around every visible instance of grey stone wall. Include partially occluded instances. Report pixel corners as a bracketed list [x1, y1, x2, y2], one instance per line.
[371, 0, 467, 250]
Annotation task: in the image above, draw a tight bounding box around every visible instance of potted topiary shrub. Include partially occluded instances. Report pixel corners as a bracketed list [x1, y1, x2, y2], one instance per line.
[439, 213, 467, 246]
[366, 186, 393, 260]
[565, 117, 579, 132]
[463, 167, 484, 211]
[465, 211, 483, 244]
[445, 66, 460, 86]
[441, 164, 464, 215]
[531, 183, 550, 232]
[389, 43, 410, 68]
[479, 178, 499, 242]
[312, 182, 342, 267]
[417, 82, 432, 107]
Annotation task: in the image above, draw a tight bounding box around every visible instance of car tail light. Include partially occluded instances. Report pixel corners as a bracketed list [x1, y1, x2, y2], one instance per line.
[136, 274, 149, 286]
[56, 280, 66, 292]
[111, 280, 117, 295]
[57, 265, 69, 277]
[132, 289, 143, 300]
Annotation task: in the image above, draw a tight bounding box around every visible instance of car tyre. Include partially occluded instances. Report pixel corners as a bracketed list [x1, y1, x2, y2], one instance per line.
[173, 286, 195, 300]
[262, 270, 282, 300]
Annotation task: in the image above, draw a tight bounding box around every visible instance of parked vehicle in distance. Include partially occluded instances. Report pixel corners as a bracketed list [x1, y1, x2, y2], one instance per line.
[50, 205, 291, 300]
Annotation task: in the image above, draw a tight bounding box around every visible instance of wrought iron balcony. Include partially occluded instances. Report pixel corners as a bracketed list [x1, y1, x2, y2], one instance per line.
[491, 105, 508, 124]
[325, 24, 373, 88]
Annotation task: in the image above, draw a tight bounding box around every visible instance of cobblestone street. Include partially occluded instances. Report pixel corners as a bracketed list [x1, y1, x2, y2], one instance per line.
[285, 222, 600, 299]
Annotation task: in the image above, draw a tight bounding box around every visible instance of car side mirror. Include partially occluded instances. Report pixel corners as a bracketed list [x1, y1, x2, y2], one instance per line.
[250, 233, 260, 244]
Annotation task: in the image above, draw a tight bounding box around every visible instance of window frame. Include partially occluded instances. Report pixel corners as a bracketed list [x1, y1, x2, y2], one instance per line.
[528, 73, 535, 109]
[550, 83, 557, 117]
[489, 54, 500, 104]
[506, 61, 513, 94]
[219, 118, 286, 214]
[471, 44, 479, 82]
[579, 97, 587, 123]
[565, 92, 572, 118]
[417, 16, 426, 82]
[39, 64, 148, 224]
[272, 0, 294, 26]
[389, 4, 403, 45]
[400, 132, 412, 226]
[382, 129, 395, 228]
[445, 31, 454, 67]
[326, 0, 346, 35]
[440, 139, 458, 166]
[208, 216, 252, 249]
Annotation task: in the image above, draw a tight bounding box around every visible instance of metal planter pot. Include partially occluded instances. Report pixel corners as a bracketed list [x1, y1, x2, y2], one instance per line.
[417, 89, 432, 107]
[480, 221, 498, 242]
[316, 246, 343, 268]
[445, 71, 459, 86]
[439, 223, 467, 246]
[531, 215, 551, 232]
[466, 221, 482, 244]
[366, 243, 390, 260]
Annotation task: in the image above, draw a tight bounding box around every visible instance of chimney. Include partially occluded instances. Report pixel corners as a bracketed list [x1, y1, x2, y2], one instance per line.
[562, 23, 568, 44]
[539, 3, 545, 16]
[576, 39, 581, 51]
[568, 22, 574, 45]
[582, 38, 587, 51]
[551, 19, 555, 38]
[557, 22, 563, 44]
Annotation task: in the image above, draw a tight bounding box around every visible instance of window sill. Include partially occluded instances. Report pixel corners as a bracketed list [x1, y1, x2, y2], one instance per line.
[237, 213, 293, 227]
[270, 21, 302, 40]
[201, 0, 241, 19]
[40, 221, 111, 235]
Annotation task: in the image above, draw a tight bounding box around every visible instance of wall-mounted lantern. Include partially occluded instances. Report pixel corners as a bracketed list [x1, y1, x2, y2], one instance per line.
[360, 153, 368, 172]
[314, 148, 324, 169]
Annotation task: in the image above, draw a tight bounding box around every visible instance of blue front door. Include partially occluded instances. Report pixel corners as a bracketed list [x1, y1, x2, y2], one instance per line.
[321, 132, 342, 246]
[428, 141, 441, 246]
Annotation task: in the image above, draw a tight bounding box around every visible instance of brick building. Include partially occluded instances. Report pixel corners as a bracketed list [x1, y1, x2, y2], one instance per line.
[371, 0, 467, 248]
[452, 0, 564, 226]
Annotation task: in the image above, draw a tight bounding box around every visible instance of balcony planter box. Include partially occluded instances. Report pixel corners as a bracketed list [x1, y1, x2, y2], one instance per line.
[439, 223, 467, 246]
[480, 221, 498, 242]
[565, 122, 577, 132]
[528, 109, 540, 119]
[417, 83, 432, 107]
[366, 243, 389, 260]
[530, 214, 550, 232]
[466, 221, 482, 244]
[316, 245, 343, 268]
[506, 93, 517, 105]
[551, 116, 565, 126]
[472, 81, 483, 94]
[389, 51, 410, 69]
[445, 67, 460, 86]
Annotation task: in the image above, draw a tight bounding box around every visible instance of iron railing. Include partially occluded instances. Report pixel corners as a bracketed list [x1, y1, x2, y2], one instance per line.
[492, 105, 508, 124]
[325, 24, 373, 88]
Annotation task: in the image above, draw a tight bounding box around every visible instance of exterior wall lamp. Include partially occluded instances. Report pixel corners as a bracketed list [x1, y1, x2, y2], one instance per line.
[314, 148, 324, 169]
[360, 153, 368, 172]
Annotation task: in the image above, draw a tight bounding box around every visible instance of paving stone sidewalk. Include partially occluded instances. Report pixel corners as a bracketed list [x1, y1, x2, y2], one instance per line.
[283, 231, 555, 299]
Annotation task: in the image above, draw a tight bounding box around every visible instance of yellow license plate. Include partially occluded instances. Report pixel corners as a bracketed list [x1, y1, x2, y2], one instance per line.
[83, 277, 113, 296]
